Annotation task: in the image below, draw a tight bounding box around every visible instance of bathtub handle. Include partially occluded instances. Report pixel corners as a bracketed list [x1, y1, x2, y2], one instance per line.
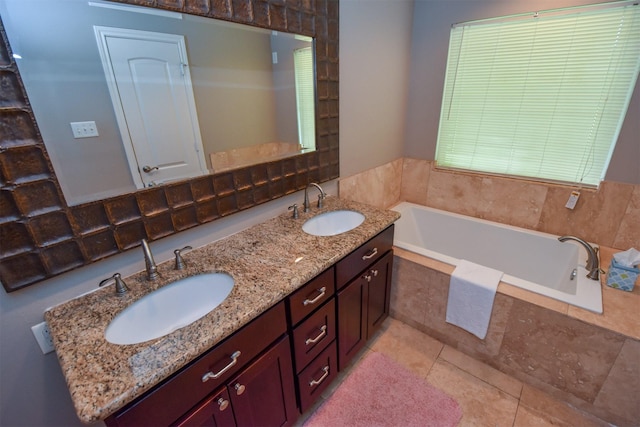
[362, 247, 378, 260]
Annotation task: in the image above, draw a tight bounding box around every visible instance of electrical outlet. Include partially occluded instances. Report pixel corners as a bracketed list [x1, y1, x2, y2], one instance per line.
[31, 321, 55, 354]
[70, 121, 99, 138]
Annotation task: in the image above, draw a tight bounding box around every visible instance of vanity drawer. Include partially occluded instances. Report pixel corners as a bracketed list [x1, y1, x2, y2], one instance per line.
[297, 340, 338, 413]
[292, 299, 336, 373]
[336, 225, 394, 290]
[288, 267, 335, 326]
[107, 302, 287, 427]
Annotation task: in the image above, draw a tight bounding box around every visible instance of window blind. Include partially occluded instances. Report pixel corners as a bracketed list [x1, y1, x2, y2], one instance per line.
[435, 1, 640, 187]
[294, 47, 316, 150]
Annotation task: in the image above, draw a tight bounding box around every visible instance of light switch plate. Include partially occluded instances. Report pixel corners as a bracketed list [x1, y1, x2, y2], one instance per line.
[70, 121, 99, 138]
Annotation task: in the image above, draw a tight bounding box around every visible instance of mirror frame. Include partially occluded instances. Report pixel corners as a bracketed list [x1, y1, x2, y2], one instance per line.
[0, 0, 339, 292]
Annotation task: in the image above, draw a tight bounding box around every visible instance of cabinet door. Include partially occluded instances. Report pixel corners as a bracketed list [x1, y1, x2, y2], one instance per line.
[367, 251, 393, 339]
[337, 275, 368, 371]
[228, 336, 298, 427]
[172, 388, 235, 427]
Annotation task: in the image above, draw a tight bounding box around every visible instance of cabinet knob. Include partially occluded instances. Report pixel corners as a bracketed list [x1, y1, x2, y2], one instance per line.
[363, 274, 372, 282]
[234, 383, 246, 396]
[371, 269, 379, 277]
[217, 397, 229, 411]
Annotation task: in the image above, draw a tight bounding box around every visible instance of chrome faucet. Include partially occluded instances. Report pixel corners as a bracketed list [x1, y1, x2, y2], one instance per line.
[141, 239, 159, 281]
[303, 183, 326, 212]
[558, 235, 600, 281]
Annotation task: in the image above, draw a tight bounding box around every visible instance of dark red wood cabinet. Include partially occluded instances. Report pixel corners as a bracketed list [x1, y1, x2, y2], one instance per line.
[337, 230, 394, 371]
[105, 303, 296, 427]
[105, 226, 395, 426]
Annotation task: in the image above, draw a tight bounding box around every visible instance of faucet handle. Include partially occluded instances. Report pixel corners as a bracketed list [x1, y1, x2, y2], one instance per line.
[99, 273, 129, 295]
[288, 204, 299, 219]
[174, 246, 193, 270]
[317, 194, 324, 209]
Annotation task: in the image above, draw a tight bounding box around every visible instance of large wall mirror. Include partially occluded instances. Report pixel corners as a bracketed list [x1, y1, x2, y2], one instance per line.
[0, 0, 339, 292]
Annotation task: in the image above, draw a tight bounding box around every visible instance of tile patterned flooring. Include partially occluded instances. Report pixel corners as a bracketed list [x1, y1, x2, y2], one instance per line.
[299, 318, 612, 427]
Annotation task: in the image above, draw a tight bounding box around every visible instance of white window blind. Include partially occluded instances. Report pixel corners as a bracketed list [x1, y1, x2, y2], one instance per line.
[435, 1, 640, 187]
[294, 47, 316, 150]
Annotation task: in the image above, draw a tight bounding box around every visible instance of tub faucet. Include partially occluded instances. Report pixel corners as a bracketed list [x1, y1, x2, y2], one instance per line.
[141, 239, 159, 281]
[303, 183, 326, 212]
[558, 235, 600, 281]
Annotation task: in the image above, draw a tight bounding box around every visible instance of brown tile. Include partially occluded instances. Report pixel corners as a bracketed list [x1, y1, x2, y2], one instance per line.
[568, 282, 640, 341]
[478, 177, 547, 229]
[339, 160, 402, 209]
[440, 345, 523, 399]
[404, 258, 511, 360]
[497, 300, 626, 402]
[136, 188, 169, 217]
[537, 181, 634, 247]
[0, 252, 47, 292]
[516, 385, 609, 427]
[425, 169, 484, 217]
[0, 221, 35, 256]
[41, 240, 85, 275]
[389, 256, 429, 326]
[400, 158, 430, 205]
[0, 145, 51, 183]
[498, 282, 569, 315]
[427, 359, 519, 426]
[593, 339, 640, 424]
[613, 184, 640, 250]
[368, 318, 444, 378]
[28, 211, 74, 246]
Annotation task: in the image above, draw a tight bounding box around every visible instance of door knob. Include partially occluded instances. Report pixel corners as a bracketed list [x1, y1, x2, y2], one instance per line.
[142, 165, 159, 173]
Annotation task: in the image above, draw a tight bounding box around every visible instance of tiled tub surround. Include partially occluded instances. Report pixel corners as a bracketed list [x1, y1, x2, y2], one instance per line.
[339, 159, 639, 424]
[44, 196, 399, 424]
[391, 248, 640, 426]
[339, 158, 640, 252]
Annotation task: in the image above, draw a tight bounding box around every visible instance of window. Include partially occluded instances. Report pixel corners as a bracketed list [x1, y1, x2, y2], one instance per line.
[436, 1, 640, 187]
[294, 46, 316, 150]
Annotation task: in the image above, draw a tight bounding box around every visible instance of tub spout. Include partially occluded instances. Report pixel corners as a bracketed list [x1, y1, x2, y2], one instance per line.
[558, 235, 600, 281]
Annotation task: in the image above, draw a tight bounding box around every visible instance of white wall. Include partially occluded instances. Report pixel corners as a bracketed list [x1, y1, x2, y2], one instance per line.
[339, 0, 414, 178]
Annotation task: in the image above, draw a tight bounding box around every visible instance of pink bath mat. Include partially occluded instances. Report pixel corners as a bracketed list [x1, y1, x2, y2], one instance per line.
[304, 351, 462, 427]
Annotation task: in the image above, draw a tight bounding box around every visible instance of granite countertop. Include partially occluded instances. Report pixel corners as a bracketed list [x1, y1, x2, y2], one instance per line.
[44, 196, 400, 424]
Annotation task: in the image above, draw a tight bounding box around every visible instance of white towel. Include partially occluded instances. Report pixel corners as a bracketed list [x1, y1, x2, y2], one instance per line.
[446, 260, 503, 339]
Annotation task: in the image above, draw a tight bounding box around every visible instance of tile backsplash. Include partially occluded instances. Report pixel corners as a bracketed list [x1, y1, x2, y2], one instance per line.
[340, 158, 639, 251]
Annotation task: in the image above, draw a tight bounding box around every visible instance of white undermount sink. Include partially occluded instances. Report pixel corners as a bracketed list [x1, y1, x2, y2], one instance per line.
[302, 210, 365, 236]
[105, 273, 234, 345]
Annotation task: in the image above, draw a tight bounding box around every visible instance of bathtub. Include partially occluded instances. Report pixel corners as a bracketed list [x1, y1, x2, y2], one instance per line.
[392, 202, 603, 313]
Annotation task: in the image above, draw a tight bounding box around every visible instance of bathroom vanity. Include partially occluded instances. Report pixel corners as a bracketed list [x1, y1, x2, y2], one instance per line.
[44, 197, 399, 426]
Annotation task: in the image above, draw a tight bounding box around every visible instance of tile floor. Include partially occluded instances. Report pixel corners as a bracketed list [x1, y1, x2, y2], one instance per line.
[299, 318, 612, 427]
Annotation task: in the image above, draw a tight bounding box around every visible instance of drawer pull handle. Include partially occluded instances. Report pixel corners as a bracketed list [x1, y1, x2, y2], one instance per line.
[202, 351, 241, 382]
[309, 366, 330, 387]
[362, 247, 378, 260]
[234, 383, 246, 396]
[217, 397, 229, 411]
[305, 325, 328, 346]
[303, 287, 326, 306]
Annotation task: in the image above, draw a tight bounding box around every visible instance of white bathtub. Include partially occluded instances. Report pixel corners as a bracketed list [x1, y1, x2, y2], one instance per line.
[392, 202, 603, 313]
